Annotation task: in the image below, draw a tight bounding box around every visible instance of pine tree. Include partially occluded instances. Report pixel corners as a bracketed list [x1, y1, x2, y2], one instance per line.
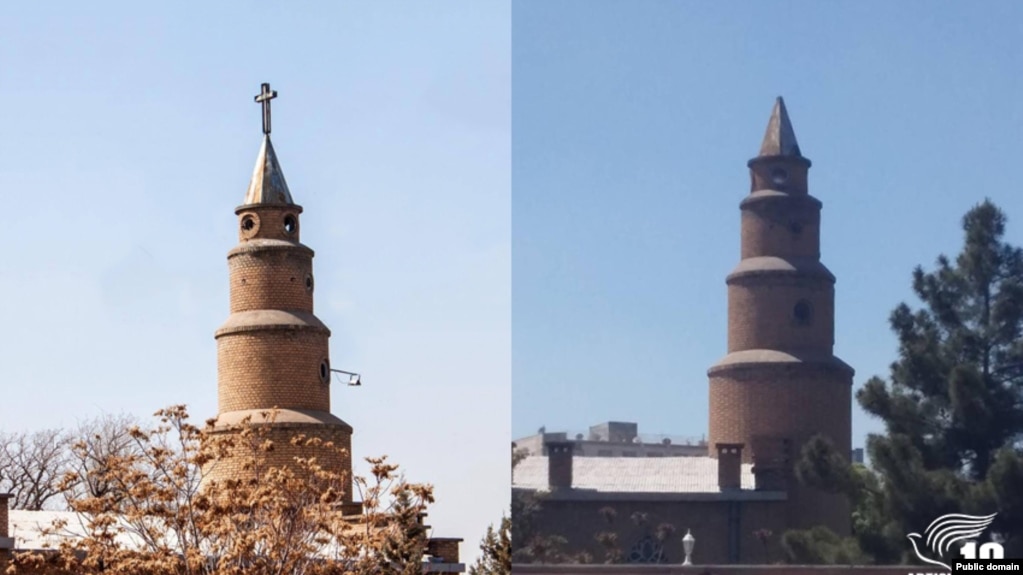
[793, 200, 1023, 562]
[859, 200, 1023, 556]
[469, 517, 511, 575]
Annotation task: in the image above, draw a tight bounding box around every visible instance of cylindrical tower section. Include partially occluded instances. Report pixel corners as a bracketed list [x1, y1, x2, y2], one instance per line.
[207, 411, 355, 504]
[216, 321, 332, 413]
[708, 359, 852, 534]
[217, 201, 332, 415]
[228, 243, 315, 314]
[237, 205, 304, 243]
[726, 271, 835, 354]
[739, 194, 822, 260]
[747, 155, 810, 196]
[708, 360, 852, 463]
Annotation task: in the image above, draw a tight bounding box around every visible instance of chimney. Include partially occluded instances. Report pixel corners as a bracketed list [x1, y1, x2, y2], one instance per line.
[716, 443, 744, 490]
[0, 493, 13, 551]
[752, 436, 791, 491]
[427, 538, 463, 565]
[546, 440, 574, 490]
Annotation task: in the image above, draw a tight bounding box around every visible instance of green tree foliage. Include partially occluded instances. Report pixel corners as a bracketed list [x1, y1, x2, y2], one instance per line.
[794, 435, 860, 496]
[468, 516, 511, 575]
[782, 526, 869, 565]
[788, 436, 897, 563]
[790, 200, 1023, 562]
[378, 489, 431, 575]
[508, 445, 568, 564]
[594, 507, 622, 564]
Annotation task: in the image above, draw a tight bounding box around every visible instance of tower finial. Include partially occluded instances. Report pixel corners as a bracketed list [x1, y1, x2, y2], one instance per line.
[244, 82, 293, 205]
[255, 82, 278, 135]
[758, 96, 801, 157]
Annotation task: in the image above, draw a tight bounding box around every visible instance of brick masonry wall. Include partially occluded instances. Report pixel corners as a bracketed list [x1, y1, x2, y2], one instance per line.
[739, 197, 821, 261]
[708, 364, 852, 459]
[217, 330, 331, 413]
[237, 205, 305, 243]
[708, 362, 852, 535]
[228, 246, 315, 313]
[549, 443, 574, 490]
[207, 422, 354, 503]
[428, 539, 462, 564]
[748, 157, 810, 197]
[726, 277, 834, 354]
[528, 499, 788, 565]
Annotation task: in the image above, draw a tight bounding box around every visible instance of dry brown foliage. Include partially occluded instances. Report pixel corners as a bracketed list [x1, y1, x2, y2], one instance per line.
[6, 405, 434, 575]
[0, 414, 145, 512]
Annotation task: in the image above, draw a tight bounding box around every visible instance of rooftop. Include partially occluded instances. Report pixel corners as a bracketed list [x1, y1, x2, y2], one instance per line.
[7, 509, 464, 569]
[512, 455, 755, 493]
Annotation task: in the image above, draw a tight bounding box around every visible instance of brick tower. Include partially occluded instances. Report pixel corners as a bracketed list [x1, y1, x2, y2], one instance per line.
[707, 97, 853, 534]
[212, 84, 355, 504]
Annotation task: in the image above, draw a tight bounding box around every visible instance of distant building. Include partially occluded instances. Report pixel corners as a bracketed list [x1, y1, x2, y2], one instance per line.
[514, 421, 708, 458]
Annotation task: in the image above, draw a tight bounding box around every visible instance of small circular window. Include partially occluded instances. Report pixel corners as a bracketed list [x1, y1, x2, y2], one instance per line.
[319, 360, 330, 383]
[788, 221, 803, 236]
[283, 214, 297, 235]
[305, 274, 314, 293]
[240, 214, 259, 237]
[771, 168, 788, 186]
[793, 300, 813, 326]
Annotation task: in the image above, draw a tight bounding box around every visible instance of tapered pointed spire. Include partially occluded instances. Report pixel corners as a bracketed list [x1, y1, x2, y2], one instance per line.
[758, 97, 802, 158]
[244, 135, 294, 205]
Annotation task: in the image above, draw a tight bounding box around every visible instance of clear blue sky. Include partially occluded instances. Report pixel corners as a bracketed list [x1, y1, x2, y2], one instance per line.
[512, 1, 1023, 453]
[0, 2, 509, 563]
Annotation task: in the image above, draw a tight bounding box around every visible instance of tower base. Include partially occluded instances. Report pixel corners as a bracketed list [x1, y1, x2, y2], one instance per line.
[708, 350, 852, 536]
[207, 408, 355, 503]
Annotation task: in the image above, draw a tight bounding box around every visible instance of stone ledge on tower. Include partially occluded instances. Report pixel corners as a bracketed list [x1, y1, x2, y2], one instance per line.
[726, 256, 836, 283]
[213, 407, 354, 432]
[215, 309, 330, 337]
[739, 189, 822, 209]
[708, 349, 854, 376]
[228, 238, 313, 257]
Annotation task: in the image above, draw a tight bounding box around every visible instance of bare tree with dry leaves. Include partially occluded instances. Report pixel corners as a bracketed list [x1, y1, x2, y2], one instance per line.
[62, 413, 144, 504]
[6, 405, 435, 575]
[0, 414, 145, 512]
[0, 428, 71, 511]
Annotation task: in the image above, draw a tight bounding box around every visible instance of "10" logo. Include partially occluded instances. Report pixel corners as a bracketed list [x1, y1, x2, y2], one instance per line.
[960, 541, 1005, 560]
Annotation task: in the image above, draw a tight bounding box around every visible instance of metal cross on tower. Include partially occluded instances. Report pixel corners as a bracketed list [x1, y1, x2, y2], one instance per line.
[254, 83, 278, 135]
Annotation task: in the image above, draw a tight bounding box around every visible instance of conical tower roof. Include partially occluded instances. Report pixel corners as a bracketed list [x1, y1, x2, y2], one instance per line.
[243, 135, 294, 205]
[758, 96, 802, 158]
